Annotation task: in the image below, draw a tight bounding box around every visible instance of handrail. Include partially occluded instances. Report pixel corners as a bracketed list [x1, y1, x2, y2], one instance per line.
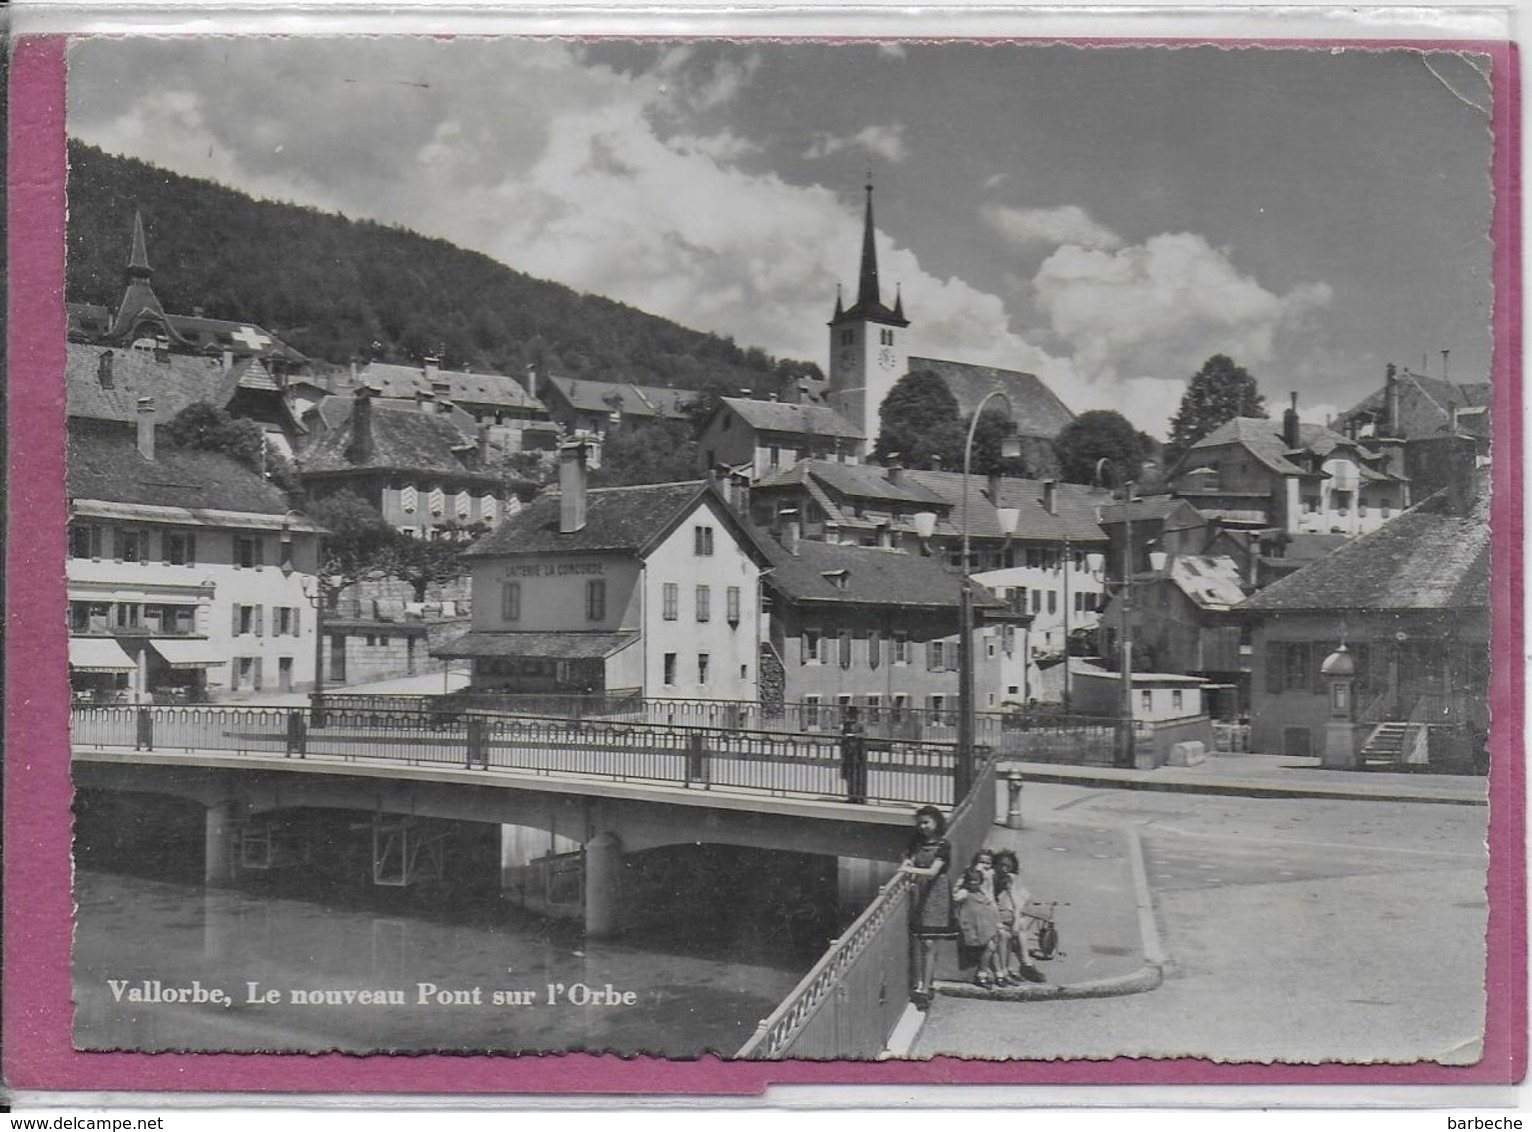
[735, 747, 999, 1059]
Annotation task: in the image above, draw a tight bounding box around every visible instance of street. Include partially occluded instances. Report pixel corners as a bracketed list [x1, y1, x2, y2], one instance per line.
[915, 781, 1490, 1063]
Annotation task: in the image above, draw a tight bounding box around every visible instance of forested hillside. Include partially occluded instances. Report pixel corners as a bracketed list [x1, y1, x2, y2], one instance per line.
[66, 142, 817, 394]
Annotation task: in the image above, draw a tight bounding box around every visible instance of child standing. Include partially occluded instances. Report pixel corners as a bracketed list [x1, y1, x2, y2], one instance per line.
[994, 849, 1046, 984]
[953, 865, 1004, 988]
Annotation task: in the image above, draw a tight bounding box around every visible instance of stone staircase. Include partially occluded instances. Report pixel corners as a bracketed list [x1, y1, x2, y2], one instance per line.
[1359, 720, 1420, 769]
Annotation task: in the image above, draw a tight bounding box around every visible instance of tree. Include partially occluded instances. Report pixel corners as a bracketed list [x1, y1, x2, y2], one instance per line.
[1054, 410, 1153, 485]
[1167, 355, 1265, 465]
[162, 401, 267, 473]
[303, 490, 399, 593]
[391, 522, 487, 602]
[589, 419, 699, 487]
[968, 408, 1024, 476]
[873, 369, 965, 469]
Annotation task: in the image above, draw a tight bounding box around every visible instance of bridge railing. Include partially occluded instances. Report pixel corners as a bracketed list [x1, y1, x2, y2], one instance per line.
[70, 705, 962, 808]
[735, 747, 999, 1060]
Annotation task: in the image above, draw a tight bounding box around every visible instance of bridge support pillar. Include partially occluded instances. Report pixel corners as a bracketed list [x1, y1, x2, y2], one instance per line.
[584, 831, 624, 939]
[837, 856, 895, 918]
[204, 801, 240, 887]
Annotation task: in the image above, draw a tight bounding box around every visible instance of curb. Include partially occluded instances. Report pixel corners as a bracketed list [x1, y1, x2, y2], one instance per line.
[1005, 765, 1486, 807]
[929, 824, 1169, 1005]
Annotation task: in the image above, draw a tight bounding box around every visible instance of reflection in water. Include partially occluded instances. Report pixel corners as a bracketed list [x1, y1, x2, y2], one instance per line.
[72, 796, 831, 1057]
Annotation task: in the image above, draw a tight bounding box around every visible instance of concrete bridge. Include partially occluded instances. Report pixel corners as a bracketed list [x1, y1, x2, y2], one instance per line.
[72, 706, 959, 936]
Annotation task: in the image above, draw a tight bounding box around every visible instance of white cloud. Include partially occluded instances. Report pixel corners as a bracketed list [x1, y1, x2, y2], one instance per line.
[982, 203, 1123, 252]
[1032, 232, 1333, 386]
[981, 172, 1009, 191]
[803, 124, 909, 163]
[665, 131, 760, 162]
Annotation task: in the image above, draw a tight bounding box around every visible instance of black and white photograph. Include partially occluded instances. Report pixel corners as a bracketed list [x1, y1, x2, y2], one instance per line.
[56, 34, 1507, 1065]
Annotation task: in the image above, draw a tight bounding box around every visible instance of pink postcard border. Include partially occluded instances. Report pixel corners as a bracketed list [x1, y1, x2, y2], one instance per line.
[4, 32, 1524, 1095]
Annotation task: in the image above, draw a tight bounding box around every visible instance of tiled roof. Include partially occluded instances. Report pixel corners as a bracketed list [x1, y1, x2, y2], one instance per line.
[1240, 489, 1488, 613]
[359, 362, 544, 412]
[906, 356, 1076, 438]
[1167, 555, 1247, 611]
[300, 396, 501, 482]
[1338, 369, 1493, 440]
[67, 419, 294, 514]
[466, 481, 713, 557]
[1190, 417, 1307, 475]
[1098, 495, 1205, 530]
[756, 460, 948, 507]
[166, 315, 307, 364]
[716, 398, 864, 439]
[66, 342, 246, 424]
[901, 469, 1110, 544]
[758, 535, 1005, 611]
[544, 375, 697, 421]
[433, 631, 638, 660]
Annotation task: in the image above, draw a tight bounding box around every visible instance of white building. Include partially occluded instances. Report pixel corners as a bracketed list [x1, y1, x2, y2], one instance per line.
[67, 406, 323, 702]
[440, 440, 771, 701]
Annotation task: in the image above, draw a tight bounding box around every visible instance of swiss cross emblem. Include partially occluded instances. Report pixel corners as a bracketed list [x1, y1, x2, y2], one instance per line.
[231, 325, 273, 351]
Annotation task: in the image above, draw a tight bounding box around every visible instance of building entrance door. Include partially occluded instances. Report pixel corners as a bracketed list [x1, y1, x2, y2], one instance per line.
[278, 656, 293, 692]
[330, 635, 347, 683]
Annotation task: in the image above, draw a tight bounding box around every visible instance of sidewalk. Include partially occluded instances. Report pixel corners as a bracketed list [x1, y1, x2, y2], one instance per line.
[924, 817, 1160, 1004]
[1001, 750, 1488, 807]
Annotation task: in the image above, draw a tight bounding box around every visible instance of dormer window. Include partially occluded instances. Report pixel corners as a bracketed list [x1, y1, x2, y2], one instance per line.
[821, 569, 849, 591]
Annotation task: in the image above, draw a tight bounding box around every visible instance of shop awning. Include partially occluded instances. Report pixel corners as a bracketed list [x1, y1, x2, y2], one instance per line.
[69, 637, 137, 673]
[149, 638, 226, 669]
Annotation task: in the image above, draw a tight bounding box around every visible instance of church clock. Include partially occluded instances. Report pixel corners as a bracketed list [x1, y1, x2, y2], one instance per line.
[877, 346, 897, 370]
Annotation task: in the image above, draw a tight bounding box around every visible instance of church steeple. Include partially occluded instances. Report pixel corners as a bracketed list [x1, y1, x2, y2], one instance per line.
[107, 209, 180, 345]
[832, 282, 844, 320]
[892, 282, 904, 322]
[127, 209, 152, 279]
[857, 180, 881, 310]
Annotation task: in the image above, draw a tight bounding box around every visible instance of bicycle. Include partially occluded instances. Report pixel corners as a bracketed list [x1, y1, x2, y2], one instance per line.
[1021, 900, 1065, 961]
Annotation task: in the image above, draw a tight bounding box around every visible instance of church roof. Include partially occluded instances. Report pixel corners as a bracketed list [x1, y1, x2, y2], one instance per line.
[906, 356, 1075, 439]
[714, 397, 864, 439]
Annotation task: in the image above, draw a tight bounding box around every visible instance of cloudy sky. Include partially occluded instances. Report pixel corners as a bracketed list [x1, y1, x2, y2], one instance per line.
[66, 37, 1497, 436]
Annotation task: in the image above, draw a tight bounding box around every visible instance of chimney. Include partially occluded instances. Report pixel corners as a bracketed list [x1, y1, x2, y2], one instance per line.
[349, 387, 375, 465]
[1283, 392, 1300, 449]
[739, 389, 752, 399]
[136, 397, 156, 461]
[424, 355, 441, 385]
[525, 363, 538, 401]
[416, 389, 436, 415]
[768, 391, 778, 402]
[350, 359, 359, 385]
[1385, 363, 1400, 437]
[222, 347, 234, 372]
[558, 438, 590, 534]
[930, 454, 942, 472]
[987, 470, 1002, 504]
[886, 453, 903, 484]
[477, 421, 492, 470]
[1042, 479, 1058, 515]
[779, 508, 801, 556]
[97, 351, 114, 389]
[192, 305, 205, 318]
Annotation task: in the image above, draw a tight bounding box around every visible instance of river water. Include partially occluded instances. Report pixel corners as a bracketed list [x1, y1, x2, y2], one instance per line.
[72, 796, 833, 1057]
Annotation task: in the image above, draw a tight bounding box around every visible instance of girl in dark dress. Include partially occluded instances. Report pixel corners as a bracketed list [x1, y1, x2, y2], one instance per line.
[899, 804, 954, 1006]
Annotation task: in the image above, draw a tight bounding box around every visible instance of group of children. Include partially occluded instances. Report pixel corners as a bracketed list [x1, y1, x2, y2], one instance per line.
[953, 847, 1048, 988]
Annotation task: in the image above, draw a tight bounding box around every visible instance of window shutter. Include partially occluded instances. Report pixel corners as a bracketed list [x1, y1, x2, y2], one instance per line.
[293, 607, 301, 635]
[255, 604, 264, 636]
[233, 605, 242, 636]
[253, 657, 264, 691]
[1265, 641, 1284, 694]
[800, 632, 808, 664]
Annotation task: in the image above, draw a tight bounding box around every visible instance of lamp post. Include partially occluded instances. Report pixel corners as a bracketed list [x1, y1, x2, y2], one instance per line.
[1095, 458, 1138, 768]
[284, 510, 327, 727]
[957, 390, 1023, 801]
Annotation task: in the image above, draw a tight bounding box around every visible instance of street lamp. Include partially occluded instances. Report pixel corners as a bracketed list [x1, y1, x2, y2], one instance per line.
[1094, 458, 1146, 768]
[956, 390, 1023, 800]
[284, 509, 327, 727]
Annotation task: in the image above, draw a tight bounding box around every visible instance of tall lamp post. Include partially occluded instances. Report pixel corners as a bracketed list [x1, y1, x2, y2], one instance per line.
[282, 511, 327, 727]
[1094, 458, 1147, 768]
[957, 390, 1022, 801]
